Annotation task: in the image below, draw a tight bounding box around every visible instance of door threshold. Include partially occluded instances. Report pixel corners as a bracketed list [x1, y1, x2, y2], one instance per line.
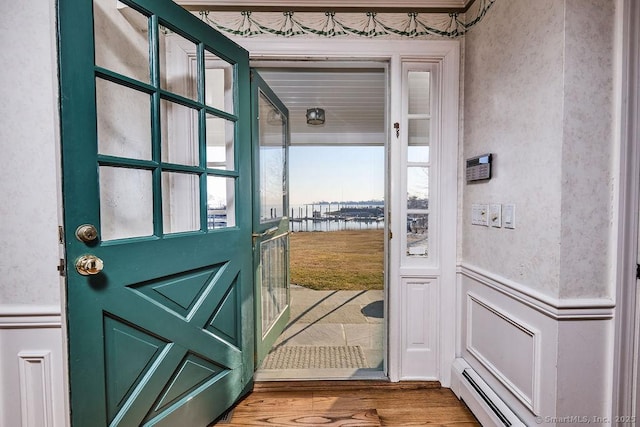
[252, 379, 442, 392]
[254, 367, 386, 382]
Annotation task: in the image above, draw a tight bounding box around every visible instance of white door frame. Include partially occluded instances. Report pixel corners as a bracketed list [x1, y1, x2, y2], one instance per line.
[234, 38, 460, 384]
[614, 0, 640, 419]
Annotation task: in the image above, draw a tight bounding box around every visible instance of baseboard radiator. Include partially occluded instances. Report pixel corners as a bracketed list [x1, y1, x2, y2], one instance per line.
[451, 359, 525, 427]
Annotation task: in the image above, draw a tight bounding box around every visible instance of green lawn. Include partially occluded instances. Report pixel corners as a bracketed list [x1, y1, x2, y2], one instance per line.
[289, 230, 384, 291]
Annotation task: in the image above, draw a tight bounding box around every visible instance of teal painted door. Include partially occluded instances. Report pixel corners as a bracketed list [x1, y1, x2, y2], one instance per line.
[251, 71, 291, 366]
[58, 0, 253, 425]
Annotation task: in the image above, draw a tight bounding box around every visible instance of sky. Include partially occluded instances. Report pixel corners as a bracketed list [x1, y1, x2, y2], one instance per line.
[289, 146, 384, 206]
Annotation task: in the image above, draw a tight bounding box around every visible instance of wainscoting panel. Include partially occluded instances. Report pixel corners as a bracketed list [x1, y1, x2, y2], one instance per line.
[400, 278, 438, 379]
[18, 351, 54, 427]
[457, 265, 615, 425]
[0, 306, 66, 427]
[466, 293, 539, 412]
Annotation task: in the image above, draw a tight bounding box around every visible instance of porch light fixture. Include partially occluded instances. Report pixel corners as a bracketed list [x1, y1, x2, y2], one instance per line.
[306, 107, 325, 125]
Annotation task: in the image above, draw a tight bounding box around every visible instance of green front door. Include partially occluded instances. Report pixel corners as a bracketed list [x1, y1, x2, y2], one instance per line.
[59, 0, 253, 425]
[251, 71, 291, 366]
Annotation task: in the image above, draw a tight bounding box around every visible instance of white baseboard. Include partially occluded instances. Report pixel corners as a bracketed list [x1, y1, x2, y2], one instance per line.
[451, 358, 526, 427]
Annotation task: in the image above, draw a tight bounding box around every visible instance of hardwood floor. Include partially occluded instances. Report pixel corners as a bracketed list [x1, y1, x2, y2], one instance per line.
[213, 381, 480, 426]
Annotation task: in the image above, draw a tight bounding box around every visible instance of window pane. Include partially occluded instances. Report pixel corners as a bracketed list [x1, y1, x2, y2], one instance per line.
[259, 93, 286, 223]
[204, 51, 235, 114]
[408, 146, 430, 164]
[160, 99, 198, 166]
[407, 167, 429, 209]
[162, 172, 200, 234]
[408, 119, 430, 163]
[206, 115, 234, 170]
[100, 166, 153, 241]
[207, 176, 235, 229]
[407, 213, 428, 257]
[261, 235, 289, 336]
[96, 78, 151, 160]
[93, 0, 150, 83]
[408, 71, 430, 115]
[159, 31, 197, 101]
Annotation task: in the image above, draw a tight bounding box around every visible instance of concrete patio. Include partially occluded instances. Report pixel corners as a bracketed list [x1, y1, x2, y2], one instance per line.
[255, 285, 385, 380]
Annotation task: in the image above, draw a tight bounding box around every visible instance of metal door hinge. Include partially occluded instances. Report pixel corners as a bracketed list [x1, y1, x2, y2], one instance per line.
[58, 226, 64, 244]
[388, 212, 392, 239]
[57, 259, 66, 277]
[636, 264, 640, 280]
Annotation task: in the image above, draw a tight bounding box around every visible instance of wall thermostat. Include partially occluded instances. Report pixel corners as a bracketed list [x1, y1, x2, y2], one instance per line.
[466, 153, 492, 182]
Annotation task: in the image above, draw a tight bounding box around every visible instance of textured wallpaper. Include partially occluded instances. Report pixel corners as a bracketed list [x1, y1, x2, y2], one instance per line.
[558, 0, 615, 299]
[0, 1, 62, 305]
[462, 0, 615, 299]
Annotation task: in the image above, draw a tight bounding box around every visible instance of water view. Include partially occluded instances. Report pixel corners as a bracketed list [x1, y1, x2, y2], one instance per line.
[289, 201, 384, 232]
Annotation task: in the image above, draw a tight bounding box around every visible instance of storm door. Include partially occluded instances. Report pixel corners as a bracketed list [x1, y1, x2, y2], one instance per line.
[251, 71, 291, 366]
[58, 0, 254, 425]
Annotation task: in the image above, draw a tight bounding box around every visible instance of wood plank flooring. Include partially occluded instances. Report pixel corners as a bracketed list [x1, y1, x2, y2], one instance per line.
[213, 381, 480, 426]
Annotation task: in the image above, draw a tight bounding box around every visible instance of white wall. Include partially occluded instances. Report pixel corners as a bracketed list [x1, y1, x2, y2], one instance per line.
[463, 0, 565, 297]
[0, 0, 61, 306]
[559, 0, 616, 300]
[0, 1, 67, 426]
[462, 0, 616, 301]
[458, 0, 618, 423]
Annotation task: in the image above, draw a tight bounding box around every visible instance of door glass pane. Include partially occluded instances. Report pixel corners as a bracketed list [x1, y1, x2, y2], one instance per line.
[160, 99, 198, 166]
[408, 71, 430, 115]
[260, 235, 288, 336]
[162, 172, 200, 234]
[408, 145, 430, 164]
[407, 167, 429, 208]
[408, 119, 430, 162]
[207, 175, 235, 229]
[100, 166, 153, 241]
[93, 0, 150, 83]
[206, 115, 234, 169]
[96, 78, 151, 160]
[204, 51, 234, 114]
[159, 30, 197, 101]
[259, 92, 286, 223]
[407, 213, 428, 256]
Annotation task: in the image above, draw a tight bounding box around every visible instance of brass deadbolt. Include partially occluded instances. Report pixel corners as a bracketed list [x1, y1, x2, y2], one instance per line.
[76, 224, 99, 242]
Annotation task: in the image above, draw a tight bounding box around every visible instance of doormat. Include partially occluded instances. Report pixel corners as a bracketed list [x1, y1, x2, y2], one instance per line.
[261, 345, 368, 369]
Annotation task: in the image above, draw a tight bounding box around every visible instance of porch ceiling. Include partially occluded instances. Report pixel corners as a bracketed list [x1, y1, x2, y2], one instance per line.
[257, 67, 386, 146]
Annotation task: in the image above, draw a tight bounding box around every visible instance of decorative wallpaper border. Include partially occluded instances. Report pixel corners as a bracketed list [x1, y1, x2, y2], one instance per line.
[196, 0, 495, 38]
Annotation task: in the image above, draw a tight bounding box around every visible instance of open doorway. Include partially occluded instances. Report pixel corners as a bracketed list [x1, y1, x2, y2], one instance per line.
[254, 65, 388, 380]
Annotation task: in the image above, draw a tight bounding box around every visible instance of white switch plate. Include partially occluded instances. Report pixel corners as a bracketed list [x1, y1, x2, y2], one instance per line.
[471, 204, 481, 225]
[490, 204, 502, 227]
[472, 204, 489, 226]
[503, 204, 516, 229]
[480, 204, 489, 226]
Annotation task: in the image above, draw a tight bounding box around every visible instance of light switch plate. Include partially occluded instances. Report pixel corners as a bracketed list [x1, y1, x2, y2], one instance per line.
[490, 204, 502, 227]
[479, 204, 489, 226]
[471, 204, 481, 225]
[472, 204, 489, 226]
[503, 204, 516, 229]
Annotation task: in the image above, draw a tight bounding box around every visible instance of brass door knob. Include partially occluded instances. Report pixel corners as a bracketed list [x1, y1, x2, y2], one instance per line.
[76, 255, 104, 276]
